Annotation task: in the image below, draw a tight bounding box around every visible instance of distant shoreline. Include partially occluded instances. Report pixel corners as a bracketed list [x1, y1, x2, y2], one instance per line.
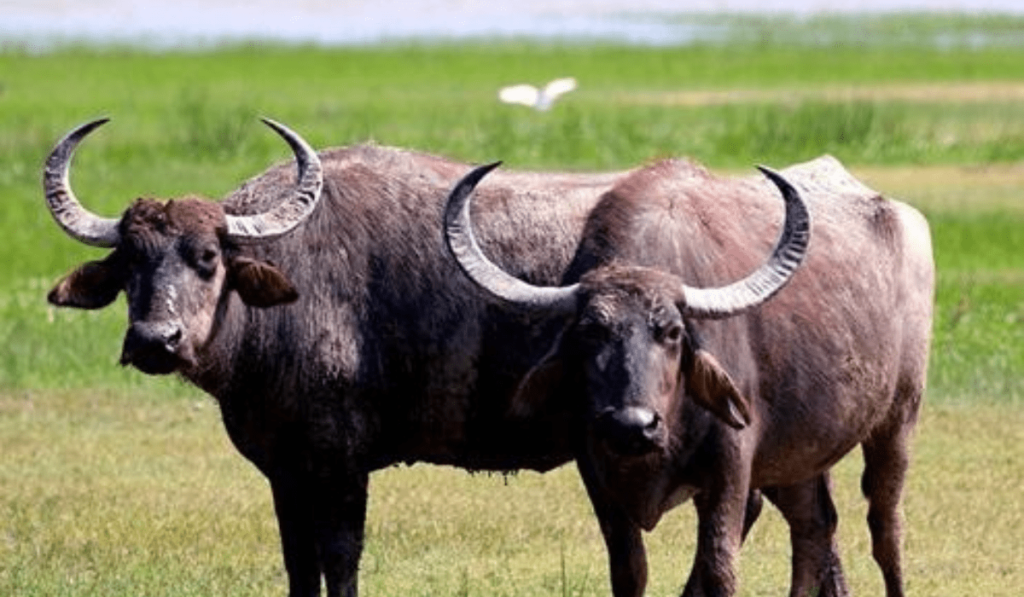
[2, 2, 1023, 50]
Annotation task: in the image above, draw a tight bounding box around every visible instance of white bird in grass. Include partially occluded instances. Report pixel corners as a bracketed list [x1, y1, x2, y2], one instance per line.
[498, 77, 577, 111]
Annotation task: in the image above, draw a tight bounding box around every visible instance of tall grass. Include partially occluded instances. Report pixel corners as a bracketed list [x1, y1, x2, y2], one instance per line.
[930, 212, 1024, 403]
[2, 36, 1022, 399]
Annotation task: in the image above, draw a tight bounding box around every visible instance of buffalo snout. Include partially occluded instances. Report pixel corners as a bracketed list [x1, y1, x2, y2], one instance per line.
[120, 320, 188, 375]
[593, 406, 664, 457]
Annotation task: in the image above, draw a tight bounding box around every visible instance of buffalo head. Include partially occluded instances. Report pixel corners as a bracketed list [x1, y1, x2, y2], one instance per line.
[444, 162, 809, 461]
[44, 118, 323, 375]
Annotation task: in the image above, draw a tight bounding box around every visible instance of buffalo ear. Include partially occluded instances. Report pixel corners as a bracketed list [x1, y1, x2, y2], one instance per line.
[228, 257, 299, 308]
[48, 259, 124, 309]
[685, 349, 752, 430]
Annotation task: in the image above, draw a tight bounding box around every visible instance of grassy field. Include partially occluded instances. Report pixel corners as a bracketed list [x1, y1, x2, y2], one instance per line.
[1, 13, 1023, 596]
[2, 393, 1022, 596]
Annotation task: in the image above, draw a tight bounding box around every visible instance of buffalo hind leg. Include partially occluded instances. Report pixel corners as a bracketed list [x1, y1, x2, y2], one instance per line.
[763, 474, 849, 597]
[577, 458, 648, 597]
[862, 425, 912, 597]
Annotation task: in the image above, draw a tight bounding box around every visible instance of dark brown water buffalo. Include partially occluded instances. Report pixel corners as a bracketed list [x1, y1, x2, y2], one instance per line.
[445, 156, 934, 597]
[42, 118, 640, 597]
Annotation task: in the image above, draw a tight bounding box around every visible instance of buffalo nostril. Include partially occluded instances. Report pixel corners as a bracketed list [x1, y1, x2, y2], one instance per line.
[121, 321, 184, 375]
[632, 407, 658, 430]
[642, 411, 662, 438]
[166, 328, 183, 350]
[595, 406, 663, 456]
[628, 408, 662, 446]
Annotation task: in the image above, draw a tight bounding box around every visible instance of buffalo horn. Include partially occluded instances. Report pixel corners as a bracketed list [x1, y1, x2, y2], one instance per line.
[42, 118, 121, 248]
[444, 162, 579, 315]
[679, 166, 811, 319]
[225, 118, 324, 243]
[43, 118, 323, 248]
[445, 162, 810, 322]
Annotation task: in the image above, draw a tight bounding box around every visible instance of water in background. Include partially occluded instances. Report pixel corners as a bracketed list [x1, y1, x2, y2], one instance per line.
[2, 0, 1023, 48]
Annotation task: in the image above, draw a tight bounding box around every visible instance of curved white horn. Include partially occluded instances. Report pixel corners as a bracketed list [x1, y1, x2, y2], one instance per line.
[680, 166, 811, 319]
[225, 118, 324, 243]
[444, 162, 579, 314]
[42, 118, 121, 248]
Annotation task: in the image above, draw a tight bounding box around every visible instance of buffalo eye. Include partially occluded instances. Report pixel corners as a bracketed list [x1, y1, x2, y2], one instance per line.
[576, 318, 609, 346]
[659, 322, 684, 345]
[191, 244, 221, 279]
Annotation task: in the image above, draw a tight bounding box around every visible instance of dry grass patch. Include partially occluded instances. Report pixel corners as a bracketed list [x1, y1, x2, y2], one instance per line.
[615, 82, 1024, 108]
[4, 390, 1023, 596]
[853, 162, 1024, 214]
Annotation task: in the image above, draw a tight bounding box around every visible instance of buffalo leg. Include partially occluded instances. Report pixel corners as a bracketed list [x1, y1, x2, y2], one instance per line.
[271, 471, 368, 597]
[271, 475, 323, 597]
[862, 426, 911, 597]
[576, 458, 647, 597]
[741, 489, 764, 542]
[317, 473, 368, 597]
[682, 479, 749, 597]
[763, 474, 849, 597]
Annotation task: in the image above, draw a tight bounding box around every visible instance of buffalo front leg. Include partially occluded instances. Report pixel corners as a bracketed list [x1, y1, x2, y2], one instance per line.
[577, 458, 647, 597]
[271, 471, 369, 597]
[682, 480, 749, 597]
[271, 474, 322, 597]
[763, 473, 849, 597]
[318, 473, 368, 597]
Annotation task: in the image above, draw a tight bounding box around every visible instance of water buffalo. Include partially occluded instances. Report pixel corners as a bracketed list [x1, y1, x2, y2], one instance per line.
[42, 117, 637, 597]
[445, 156, 934, 597]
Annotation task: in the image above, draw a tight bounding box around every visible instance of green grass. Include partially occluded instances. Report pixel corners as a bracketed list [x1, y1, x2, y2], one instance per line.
[850, 165, 1024, 404]
[3, 36, 1022, 399]
[2, 391, 1023, 596]
[1, 13, 1023, 596]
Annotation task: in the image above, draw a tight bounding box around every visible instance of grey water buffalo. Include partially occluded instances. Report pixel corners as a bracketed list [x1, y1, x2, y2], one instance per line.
[445, 156, 934, 597]
[42, 117, 644, 597]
